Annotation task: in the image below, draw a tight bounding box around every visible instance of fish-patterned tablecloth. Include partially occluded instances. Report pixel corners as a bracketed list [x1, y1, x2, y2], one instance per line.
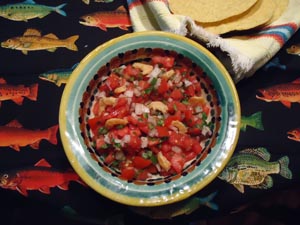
[0, 1, 300, 225]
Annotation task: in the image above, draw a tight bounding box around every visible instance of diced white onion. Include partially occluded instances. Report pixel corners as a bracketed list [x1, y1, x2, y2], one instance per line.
[134, 103, 150, 115]
[195, 106, 202, 113]
[134, 88, 141, 97]
[141, 137, 148, 148]
[124, 90, 133, 98]
[155, 78, 161, 89]
[147, 65, 161, 81]
[104, 134, 111, 144]
[184, 79, 193, 87]
[172, 146, 182, 153]
[96, 91, 106, 98]
[115, 151, 125, 160]
[202, 125, 212, 136]
[148, 128, 158, 137]
[100, 76, 108, 82]
[122, 134, 131, 143]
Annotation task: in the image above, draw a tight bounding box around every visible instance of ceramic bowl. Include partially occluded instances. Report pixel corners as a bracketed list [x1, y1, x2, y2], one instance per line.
[59, 31, 240, 207]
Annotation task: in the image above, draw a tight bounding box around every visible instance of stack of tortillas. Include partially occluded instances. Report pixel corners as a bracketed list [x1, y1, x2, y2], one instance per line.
[168, 0, 289, 34]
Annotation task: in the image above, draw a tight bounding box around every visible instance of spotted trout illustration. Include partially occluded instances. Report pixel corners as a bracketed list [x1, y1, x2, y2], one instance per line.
[0, 158, 86, 196]
[218, 147, 292, 193]
[0, 120, 58, 151]
[0, 78, 38, 106]
[0, 0, 67, 22]
[1, 28, 79, 55]
[79, 6, 131, 31]
[256, 78, 300, 108]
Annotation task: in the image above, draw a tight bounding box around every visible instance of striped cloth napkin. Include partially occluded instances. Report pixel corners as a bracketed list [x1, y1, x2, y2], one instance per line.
[126, 0, 300, 83]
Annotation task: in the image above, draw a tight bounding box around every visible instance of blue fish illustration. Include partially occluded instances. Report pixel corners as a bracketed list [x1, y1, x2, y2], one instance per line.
[39, 63, 78, 87]
[263, 57, 286, 71]
[0, 0, 67, 22]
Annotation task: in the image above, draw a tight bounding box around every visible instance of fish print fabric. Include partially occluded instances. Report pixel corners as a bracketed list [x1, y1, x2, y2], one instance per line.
[0, 0, 300, 225]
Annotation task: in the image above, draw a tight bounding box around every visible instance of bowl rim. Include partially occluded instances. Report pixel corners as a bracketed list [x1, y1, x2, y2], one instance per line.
[59, 31, 241, 206]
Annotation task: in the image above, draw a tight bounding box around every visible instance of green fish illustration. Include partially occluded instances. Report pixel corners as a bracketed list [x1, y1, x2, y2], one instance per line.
[129, 192, 218, 219]
[218, 147, 292, 193]
[240, 111, 264, 131]
[39, 63, 78, 87]
[0, 0, 67, 22]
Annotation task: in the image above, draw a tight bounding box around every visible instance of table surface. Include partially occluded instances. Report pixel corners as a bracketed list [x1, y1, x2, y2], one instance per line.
[0, 1, 300, 225]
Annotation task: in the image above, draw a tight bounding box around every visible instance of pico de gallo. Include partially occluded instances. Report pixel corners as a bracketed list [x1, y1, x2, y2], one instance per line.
[87, 55, 214, 181]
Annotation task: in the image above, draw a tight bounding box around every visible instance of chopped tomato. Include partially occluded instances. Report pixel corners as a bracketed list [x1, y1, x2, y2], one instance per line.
[123, 64, 140, 77]
[152, 56, 175, 68]
[92, 100, 100, 116]
[165, 111, 182, 127]
[106, 73, 120, 90]
[127, 135, 141, 150]
[168, 101, 187, 113]
[192, 140, 203, 154]
[88, 116, 102, 131]
[170, 153, 185, 173]
[161, 143, 172, 153]
[168, 132, 193, 150]
[120, 167, 135, 180]
[104, 152, 115, 164]
[115, 97, 128, 108]
[156, 126, 169, 137]
[157, 77, 169, 94]
[185, 85, 195, 97]
[147, 138, 160, 147]
[136, 170, 149, 180]
[138, 80, 150, 90]
[183, 108, 193, 122]
[170, 89, 183, 100]
[114, 126, 129, 137]
[95, 136, 106, 150]
[133, 156, 152, 169]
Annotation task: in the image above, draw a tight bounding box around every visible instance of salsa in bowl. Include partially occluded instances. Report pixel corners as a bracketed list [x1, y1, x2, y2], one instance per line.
[59, 31, 240, 206]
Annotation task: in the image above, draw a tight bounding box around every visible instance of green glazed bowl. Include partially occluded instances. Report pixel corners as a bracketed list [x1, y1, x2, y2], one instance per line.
[59, 31, 240, 207]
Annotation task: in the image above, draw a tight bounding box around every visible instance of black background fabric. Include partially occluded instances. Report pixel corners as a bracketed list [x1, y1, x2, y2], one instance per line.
[0, 1, 300, 225]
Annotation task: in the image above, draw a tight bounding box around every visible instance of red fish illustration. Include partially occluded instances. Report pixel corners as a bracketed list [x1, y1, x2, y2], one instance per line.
[287, 128, 300, 142]
[256, 78, 300, 108]
[79, 6, 132, 31]
[0, 120, 58, 151]
[0, 158, 86, 196]
[0, 78, 38, 106]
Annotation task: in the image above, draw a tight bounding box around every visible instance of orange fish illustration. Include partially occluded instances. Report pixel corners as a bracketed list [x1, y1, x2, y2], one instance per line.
[0, 120, 58, 151]
[79, 6, 132, 31]
[0, 78, 38, 106]
[286, 44, 300, 56]
[0, 158, 86, 196]
[1, 28, 79, 55]
[287, 128, 300, 142]
[256, 78, 300, 108]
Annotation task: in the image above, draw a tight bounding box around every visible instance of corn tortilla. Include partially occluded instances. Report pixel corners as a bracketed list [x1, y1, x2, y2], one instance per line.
[196, 0, 275, 34]
[168, 0, 258, 23]
[266, 0, 289, 25]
